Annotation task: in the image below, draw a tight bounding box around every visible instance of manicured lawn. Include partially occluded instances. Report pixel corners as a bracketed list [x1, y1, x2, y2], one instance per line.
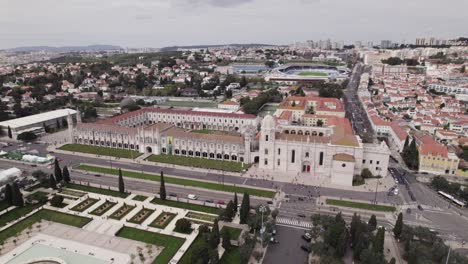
[186, 211, 218, 223]
[109, 204, 136, 220]
[0, 209, 92, 243]
[70, 198, 99, 212]
[146, 154, 250, 173]
[128, 208, 154, 224]
[221, 226, 242, 240]
[27, 191, 49, 202]
[58, 144, 142, 159]
[297, 71, 328, 77]
[220, 246, 241, 264]
[158, 100, 217, 108]
[151, 198, 221, 215]
[149, 212, 177, 229]
[90, 201, 117, 216]
[77, 165, 275, 198]
[0, 201, 11, 212]
[0, 203, 42, 227]
[116, 226, 185, 264]
[326, 199, 396, 212]
[179, 233, 203, 264]
[61, 188, 86, 198]
[66, 183, 130, 198]
[132, 195, 148, 201]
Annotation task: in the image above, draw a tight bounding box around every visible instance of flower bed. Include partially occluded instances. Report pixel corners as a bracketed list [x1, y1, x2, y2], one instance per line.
[61, 188, 86, 197]
[109, 204, 136, 220]
[149, 212, 177, 229]
[128, 208, 155, 224]
[185, 211, 217, 223]
[90, 201, 117, 216]
[70, 198, 99, 212]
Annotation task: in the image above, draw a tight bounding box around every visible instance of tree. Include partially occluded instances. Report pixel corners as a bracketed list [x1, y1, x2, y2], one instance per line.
[118, 168, 125, 193]
[54, 159, 62, 183]
[461, 65, 466, 73]
[373, 227, 385, 254]
[17, 131, 37, 142]
[209, 219, 220, 248]
[209, 249, 220, 264]
[393, 212, 403, 239]
[7, 126, 12, 139]
[174, 218, 192, 234]
[32, 170, 48, 183]
[240, 76, 247, 87]
[190, 238, 209, 264]
[222, 228, 231, 250]
[368, 215, 377, 231]
[50, 195, 64, 207]
[403, 136, 410, 153]
[62, 166, 71, 183]
[233, 192, 238, 212]
[160, 171, 166, 200]
[316, 119, 324, 127]
[4, 184, 13, 205]
[49, 174, 57, 189]
[388, 257, 396, 264]
[222, 200, 236, 221]
[264, 60, 275, 68]
[11, 182, 24, 207]
[239, 192, 250, 224]
[361, 168, 373, 179]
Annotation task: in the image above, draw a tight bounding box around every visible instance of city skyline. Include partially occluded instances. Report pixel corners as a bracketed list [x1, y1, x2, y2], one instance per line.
[1, 0, 467, 49]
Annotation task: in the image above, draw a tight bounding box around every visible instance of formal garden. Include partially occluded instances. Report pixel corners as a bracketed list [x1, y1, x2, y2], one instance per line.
[90, 200, 117, 216]
[185, 211, 218, 223]
[70, 198, 99, 212]
[128, 208, 155, 224]
[58, 144, 142, 159]
[132, 195, 148, 201]
[149, 212, 177, 229]
[109, 203, 136, 220]
[150, 197, 221, 215]
[61, 188, 86, 198]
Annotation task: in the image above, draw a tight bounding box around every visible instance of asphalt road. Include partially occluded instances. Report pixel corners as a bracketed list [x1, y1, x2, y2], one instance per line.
[263, 225, 309, 264]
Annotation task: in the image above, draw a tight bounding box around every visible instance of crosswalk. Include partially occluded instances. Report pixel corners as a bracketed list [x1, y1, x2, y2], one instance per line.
[276, 217, 312, 229]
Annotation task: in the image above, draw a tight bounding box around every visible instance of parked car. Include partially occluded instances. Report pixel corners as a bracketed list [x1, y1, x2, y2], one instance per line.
[205, 199, 214, 203]
[300, 245, 312, 253]
[217, 200, 225, 205]
[406, 208, 411, 214]
[270, 237, 279, 244]
[187, 194, 198, 200]
[302, 233, 312, 242]
[297, 213, 306, 218]
[169, 193, 178, 197]
[267, 201, 273, 205]
[417, 205, 424, 211]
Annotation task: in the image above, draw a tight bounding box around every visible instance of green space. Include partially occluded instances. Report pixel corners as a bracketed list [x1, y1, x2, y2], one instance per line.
[27, 191, 49, 202]
[60, 188, 86, 198]
[157, 100, 217, 108]
[0, 152, 23, 160]
[0, 209, 92, 243]
[190, 130, 237, 136]
[149, 212, 177, 229]
[146, 154, 249, 173]
[116, 226, 185, 264]
[66, 183, 130, 198]
[0, 203, 42, 227]
[186, 212, 218, 223]
[58, 144, 142, 159]
[221, 226, 242, 240]
[326, 199, 396, 212]
[70, 198, 99, 212]
[78, 165, 275, 198]
[90, 201, 117, 216]
[151, 198, 221, 215]
[220, 246, 241, 264]
[109, 204, 136, 220]
[132, 195, 148, 201]
[128, 208, 154, 224]
[179, 233, 203, 264]
[0, 201, 11, 211]
[297, 71, 328, 77]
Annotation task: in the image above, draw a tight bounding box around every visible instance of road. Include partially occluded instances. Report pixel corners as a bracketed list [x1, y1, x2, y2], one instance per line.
[343, 63, 375, 143]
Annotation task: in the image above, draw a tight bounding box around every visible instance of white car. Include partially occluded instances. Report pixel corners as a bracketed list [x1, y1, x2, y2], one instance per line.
[187, 194, 198, 200]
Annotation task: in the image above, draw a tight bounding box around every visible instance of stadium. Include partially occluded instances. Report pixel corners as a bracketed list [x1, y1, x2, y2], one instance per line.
[264, 63, 349, 83]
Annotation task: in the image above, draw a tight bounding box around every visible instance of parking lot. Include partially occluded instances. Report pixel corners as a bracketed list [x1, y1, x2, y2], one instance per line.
[263, 225, 309, 264]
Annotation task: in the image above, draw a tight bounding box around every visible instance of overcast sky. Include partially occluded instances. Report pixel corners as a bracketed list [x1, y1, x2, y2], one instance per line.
[1, 0, 467, 49]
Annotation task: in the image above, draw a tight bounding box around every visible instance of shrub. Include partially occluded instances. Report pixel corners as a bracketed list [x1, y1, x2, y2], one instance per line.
[174, 218, 192, 234]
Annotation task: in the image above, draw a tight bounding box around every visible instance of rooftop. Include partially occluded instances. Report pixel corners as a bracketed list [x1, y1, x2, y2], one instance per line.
[0, 109, 77, 129]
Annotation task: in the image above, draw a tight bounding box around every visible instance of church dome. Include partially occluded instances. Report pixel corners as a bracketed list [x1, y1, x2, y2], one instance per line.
[120, 97, 136, 108]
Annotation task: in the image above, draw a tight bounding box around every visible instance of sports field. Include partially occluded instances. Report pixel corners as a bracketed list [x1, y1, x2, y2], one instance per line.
[297, 71, 328, 77]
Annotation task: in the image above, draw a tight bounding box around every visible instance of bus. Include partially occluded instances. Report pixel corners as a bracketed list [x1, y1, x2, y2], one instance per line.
[438, 191, 466, 207]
